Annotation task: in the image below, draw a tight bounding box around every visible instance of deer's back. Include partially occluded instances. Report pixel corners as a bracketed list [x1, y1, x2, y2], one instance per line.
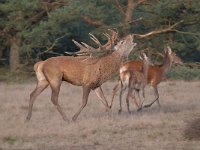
[41, 56, 116, 88]
[121, 60, 164, 85]
[42, 56, 97, 86]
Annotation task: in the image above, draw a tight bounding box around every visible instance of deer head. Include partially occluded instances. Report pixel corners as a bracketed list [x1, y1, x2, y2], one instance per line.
[114, 35, 137, 59]
[164, 45, 183, 65]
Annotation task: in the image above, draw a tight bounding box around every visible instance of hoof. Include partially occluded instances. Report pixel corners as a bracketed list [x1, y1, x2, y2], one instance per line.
[25, 116, 31, 123]
[63, 117, 69, 122]
[72, 116, 77, 122]
[143, 104, 151, 108]
[25, 119, 30, 123]
[137, 107, 142, 112]
[118, 109, 122, 114]
[106, 106, 111, 112]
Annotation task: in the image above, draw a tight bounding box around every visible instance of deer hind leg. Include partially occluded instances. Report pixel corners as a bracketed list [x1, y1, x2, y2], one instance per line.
[72, 86, 91, 121]
[49, 79, 68, 122]
[137, 88, 145, 112]
[126, 87, 135, 114]
[154, 86, 161, 107]
[94, 86, 110, 110]
[118, 84, 126, 114]
[26, 78, 49, 121]
[143, 85, 160, 108]
[135, 89, 141, 108]
[128, 89, 140, 112]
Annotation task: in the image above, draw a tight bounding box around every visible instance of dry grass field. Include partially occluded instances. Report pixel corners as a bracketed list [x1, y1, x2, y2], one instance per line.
[0, 80, 200, 150]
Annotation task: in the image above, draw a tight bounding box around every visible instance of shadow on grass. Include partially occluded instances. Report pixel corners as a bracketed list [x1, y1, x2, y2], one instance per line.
[184, 117, 200, 140]
[82, 102, 197, 120]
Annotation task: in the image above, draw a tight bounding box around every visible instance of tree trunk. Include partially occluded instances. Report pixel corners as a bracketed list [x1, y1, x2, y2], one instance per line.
[0, 48, 3, 64]
[124, 0, 135, 34]
[9, 35, 21, 72]
[124, 0, 145, 34]
[125, 0, 135, 23]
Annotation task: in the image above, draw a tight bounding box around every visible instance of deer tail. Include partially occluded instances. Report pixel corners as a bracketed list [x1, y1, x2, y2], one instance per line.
[34, 61, 46, 81]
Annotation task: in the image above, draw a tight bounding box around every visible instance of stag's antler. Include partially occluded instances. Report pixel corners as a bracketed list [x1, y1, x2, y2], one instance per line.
[66, 29, 119, 57]
[89, 28, 118, 50]
[89, 33, 103, 49]
[66, 38, 103, 57]
[102, 29, 118, 49]
[72, 39, 88, 51]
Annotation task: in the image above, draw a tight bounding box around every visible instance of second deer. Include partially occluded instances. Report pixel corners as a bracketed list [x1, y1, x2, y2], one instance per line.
[110, 53, 153, 113]
[111, 45, 183, 111]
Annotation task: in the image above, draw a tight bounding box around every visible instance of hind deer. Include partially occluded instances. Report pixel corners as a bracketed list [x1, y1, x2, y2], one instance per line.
[26, 33, 137, 122]
[110, 52, 153, 113]
[110, 45, 182, 110]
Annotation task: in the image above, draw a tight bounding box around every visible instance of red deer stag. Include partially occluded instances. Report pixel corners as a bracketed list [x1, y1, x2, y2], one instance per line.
[110, 53, 153, 113]
[26, 34, 137, 121]
[111, 45, 182, 110]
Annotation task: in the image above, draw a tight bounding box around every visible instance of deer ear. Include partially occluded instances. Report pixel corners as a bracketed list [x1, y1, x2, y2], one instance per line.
[131, 34, 134, 40]
[143, 53, 148, 60]
[139, 52, 146, 60]
[139, 54, 143, 60]
[164, 46, 168, 54]
[167, 46, 172, 54]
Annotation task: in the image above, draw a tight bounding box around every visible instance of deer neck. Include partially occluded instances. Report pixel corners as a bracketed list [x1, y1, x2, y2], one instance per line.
[97, 51, 123, 84]
[142, 61, 149, 85]
[160, 54, 172, 75]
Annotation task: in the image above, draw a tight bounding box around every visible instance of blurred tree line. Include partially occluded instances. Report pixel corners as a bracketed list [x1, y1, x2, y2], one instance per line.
[0, 0, 200, 72]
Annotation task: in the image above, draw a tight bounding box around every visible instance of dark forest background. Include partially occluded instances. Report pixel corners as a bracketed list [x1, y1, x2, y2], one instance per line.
[0, 0, 200, 80]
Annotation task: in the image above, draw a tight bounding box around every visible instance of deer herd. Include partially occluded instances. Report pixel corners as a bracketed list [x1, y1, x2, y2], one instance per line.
[26, 29, 183, 122]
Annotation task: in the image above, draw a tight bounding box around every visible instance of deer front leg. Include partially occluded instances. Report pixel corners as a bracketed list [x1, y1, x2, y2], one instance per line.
[110, 81, 121, 108]
[50, 81, 68, 122]
[94, 86, 111, 110]
[72, 86, 91, 121]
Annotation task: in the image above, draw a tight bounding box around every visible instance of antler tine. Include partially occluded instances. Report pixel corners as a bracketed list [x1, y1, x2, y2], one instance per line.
[72, 39, 87, 51]
[101, 28, 119, 50]
[81, 42, 95, 51]
[107, 28, 117, 34]
[89, 33, 102, 48]
[73, 39, 95, 50]
[103, 33, 111, 40]
[108, 28, 118, 40]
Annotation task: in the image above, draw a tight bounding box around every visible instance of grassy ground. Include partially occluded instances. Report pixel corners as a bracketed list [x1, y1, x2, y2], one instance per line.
[0, 80, 200, 150]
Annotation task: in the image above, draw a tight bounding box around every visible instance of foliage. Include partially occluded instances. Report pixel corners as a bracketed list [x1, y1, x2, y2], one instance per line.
[0, 0, 200, 70]
[133, 0, 200, 61]
[167, 65, 200, 80]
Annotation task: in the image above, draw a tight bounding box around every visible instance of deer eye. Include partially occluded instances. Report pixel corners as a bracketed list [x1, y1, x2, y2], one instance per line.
[120, 40, 124, 44]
